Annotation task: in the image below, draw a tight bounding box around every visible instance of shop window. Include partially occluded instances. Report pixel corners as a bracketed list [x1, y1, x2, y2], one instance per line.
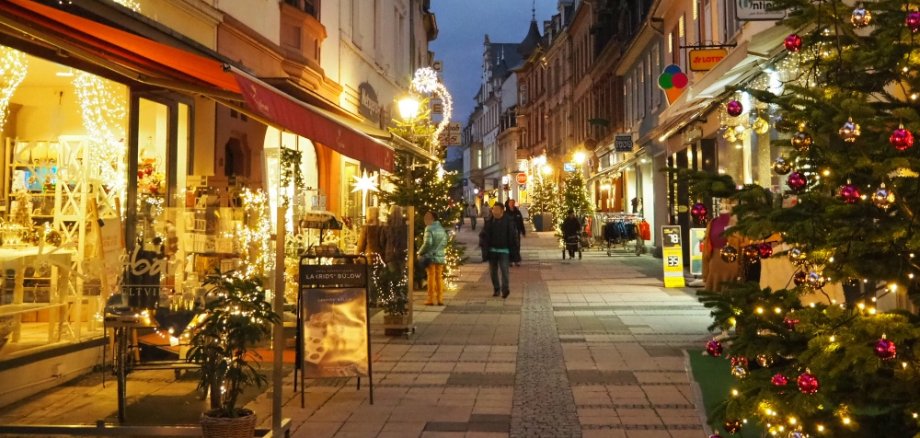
[224, 137, 249, 179]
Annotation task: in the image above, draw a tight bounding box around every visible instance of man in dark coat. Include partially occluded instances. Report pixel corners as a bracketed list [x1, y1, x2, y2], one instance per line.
[479, 203, 519, 298]
[561, 209, 581, 259]
[504, 199, 526, 266]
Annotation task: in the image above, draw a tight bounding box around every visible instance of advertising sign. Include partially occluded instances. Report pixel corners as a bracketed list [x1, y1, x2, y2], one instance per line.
[614, 134, 634, 152]
[689, 48, 728, 71]
[299, 264, 367, 288]
[437, 122, 462, 146]
[516, 173, 527, 184]
[737, 0, 785, 21]
[302, 287, 369, 378]
[564, 162, 576, 172]
[689, 228, 707, 276]
[661, 225, 686, 288]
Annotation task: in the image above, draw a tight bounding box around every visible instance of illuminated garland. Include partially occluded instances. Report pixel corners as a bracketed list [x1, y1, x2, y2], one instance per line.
[238, 188, 274, 277]
[74, 72, 127, 194]
[0, 46, 27, 133]
[411, 67, 453, 149]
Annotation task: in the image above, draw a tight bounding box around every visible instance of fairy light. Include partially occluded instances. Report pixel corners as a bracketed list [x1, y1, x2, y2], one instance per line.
[0, 46, 27, 133]
[410, 67, 453, 148]
[74, 72, 128, 194]
[237, 188, 274, 277]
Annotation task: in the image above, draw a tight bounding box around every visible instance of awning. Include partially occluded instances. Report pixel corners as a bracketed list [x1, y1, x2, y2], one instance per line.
[0, 0, 240, 95]
[0, 0, 396, 172]
[231, 69, 395, 171]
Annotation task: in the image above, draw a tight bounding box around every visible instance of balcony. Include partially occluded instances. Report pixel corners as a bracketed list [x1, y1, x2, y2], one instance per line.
[280, 0, 325, 70]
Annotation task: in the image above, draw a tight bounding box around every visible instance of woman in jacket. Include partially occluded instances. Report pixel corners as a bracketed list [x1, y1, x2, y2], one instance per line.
[417, 211, 449, 305]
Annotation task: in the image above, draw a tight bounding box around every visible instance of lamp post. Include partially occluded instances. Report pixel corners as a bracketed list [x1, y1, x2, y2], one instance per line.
[398, 96, 421, 122]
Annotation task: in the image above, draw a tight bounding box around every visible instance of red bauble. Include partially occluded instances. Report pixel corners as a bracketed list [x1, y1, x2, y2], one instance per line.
[838, 183, 861, 204]
[706, 339, 724, 357]
[786, 172, 807, 191]
[726, 100, 744, 117]
[908, 11, 920, 33]
[784, 34, 803, 52]
[793, 271, 808, 286]
[784, 317, 800, 330]
[771, 373, 789, 387]
[758, 243, 774, 258]
[729, 355, 749, 368]
[797, 371, 819, 394]
[890, 126, 914, 151]
[691, 202, 708, 222]
[875, 336, 897, 360]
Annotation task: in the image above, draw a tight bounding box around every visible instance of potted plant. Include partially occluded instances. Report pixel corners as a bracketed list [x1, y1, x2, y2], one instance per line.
[186, 271, 281, 438]
[378, 267, 409, 332]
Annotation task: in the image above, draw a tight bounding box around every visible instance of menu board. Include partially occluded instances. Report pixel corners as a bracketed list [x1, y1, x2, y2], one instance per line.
[302, 287, 369, 378]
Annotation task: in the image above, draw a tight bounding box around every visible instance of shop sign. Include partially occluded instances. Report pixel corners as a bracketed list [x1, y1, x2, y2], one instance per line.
[689, 48, 728, 71]
[614, 134, 633, 152]
[299, 264, 367, 288]
[661, 225, 686, 288]
[736, 0, 785, 21]
[689, 228, 707, 276]
[437, 122, 461, 145]
[516, 173, 527, 184]
[301, 287, 369, 378]
[564, 162, 576, 172]
[358, 82, 380, 124]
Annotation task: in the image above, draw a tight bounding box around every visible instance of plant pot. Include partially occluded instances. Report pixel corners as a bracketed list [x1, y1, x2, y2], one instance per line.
[383, 313, 407, 326]
[532, 214, 543, 231]
[200, 411, 257, 438]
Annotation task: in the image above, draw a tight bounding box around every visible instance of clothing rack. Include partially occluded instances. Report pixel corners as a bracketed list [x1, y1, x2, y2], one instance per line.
[600, 213, 645, 256]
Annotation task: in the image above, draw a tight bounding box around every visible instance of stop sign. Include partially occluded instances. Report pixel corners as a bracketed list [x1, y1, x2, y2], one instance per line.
[515, 173, 527, 184]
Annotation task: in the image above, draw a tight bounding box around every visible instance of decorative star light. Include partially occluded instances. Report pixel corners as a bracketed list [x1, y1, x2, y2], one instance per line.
[351, 171, 379, 193]
[410, 67, 453, 148]
[411, 67, 440, 94]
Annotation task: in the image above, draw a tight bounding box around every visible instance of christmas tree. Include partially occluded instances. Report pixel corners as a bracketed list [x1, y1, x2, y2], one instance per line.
[560, 169, 593, 221]
[691, 2, 920, 436]
[530, 175, 559, 216]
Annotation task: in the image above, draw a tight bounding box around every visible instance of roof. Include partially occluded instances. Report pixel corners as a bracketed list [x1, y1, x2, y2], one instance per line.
[518, 19, 542, 57]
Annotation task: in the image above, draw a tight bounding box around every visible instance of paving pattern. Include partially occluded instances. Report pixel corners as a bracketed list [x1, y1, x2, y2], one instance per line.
[0, 223, 717, 438]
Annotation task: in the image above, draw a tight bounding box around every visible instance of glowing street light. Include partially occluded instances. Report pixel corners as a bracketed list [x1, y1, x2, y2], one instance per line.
[573, 151, 587, 165]
[541, 164, 553, 176]
[398, 96, 421, 121]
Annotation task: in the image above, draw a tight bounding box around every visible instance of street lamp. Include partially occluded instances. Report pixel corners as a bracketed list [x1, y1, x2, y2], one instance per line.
[541, 164, 553, 176]
[398, 96, 421, 121]
[573, 151, 587, 166]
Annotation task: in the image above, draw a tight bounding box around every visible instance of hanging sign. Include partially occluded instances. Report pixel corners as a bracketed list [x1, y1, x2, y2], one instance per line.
[658, 64, 688, 105]
[661, 225, 686, 288]
[689, 48, 728, 71]
[736, 0, 786, 21]
[689, 228, 707, 276]
[614, 134, 633, 152]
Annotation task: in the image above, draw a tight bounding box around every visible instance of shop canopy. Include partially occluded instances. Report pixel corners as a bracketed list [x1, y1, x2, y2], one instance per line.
[0, 0, 395, 172]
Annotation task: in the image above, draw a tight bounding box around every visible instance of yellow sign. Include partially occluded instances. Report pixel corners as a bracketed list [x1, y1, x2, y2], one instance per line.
[689, 228, 706, 276]
[689, 48, 728, 71]
[661, 225, 686, 288]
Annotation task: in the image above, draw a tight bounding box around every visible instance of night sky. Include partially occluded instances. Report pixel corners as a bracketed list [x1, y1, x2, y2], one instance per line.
[430, 0, 560, 126]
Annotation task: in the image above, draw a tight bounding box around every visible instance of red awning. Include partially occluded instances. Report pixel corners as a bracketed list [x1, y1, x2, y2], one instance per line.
[232, 70, 394, 171]
[0, 0, 240, 94]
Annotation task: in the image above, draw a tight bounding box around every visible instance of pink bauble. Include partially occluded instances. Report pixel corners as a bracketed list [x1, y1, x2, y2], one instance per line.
[706, 339, 723, 357]
[784, 34, 803, 52]
[691, 202, 708, 221]
[786, 172, 807, 191]
[907, 11, 920, 33]
[771, 373, 789, 387]
[838, 183, 861, 204]
[797, 371, 819, 394]
[726, 100, 743, 117]
[875, 337, 897, 360]
[890, 127, 914, 151]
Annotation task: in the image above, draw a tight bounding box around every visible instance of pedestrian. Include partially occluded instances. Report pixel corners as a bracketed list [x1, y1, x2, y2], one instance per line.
[505, 199, 526, 266]
[417, 211, 448, 305]
[468, 203, 479, 230]
[561, 209, 581, 259]
[479, 203, 519, 298]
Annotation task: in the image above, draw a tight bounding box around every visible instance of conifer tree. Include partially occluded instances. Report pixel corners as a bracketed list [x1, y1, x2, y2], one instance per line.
[560, 169, 593, 220]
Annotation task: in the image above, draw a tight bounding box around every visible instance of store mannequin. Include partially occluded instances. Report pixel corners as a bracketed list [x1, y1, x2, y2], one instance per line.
[357, 206, 384, 263]
[702, 199, 748, 292]
[383, 205, 408, 271]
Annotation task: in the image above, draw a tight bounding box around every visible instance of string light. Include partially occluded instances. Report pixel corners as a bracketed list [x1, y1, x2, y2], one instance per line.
[410, 67, 453, 148]
[0, 46, 27, 133]
[74, 72, 128, 194]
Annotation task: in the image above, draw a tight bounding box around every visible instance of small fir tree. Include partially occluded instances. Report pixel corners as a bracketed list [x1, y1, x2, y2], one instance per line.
[560, 170, 593, 220]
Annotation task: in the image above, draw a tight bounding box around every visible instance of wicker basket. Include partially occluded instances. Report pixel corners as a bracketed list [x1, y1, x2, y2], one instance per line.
[200, 411, 257, 438]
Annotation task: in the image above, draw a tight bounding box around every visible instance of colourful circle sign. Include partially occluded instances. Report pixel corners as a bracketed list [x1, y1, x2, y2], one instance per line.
[516, 173, 527, 184]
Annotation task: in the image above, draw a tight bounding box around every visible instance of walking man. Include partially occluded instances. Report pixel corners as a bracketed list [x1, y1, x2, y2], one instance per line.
[479, 203, 519, 298]
[468, 203, 479, 230]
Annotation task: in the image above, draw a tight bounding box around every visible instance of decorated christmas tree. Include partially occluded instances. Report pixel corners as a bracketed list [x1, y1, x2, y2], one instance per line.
[691, 2, 920, 436]
[560, 169, 593, 222]
[530, 175, 558, 216]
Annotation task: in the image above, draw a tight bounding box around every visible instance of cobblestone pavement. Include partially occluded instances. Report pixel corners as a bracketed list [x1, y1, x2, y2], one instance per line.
[0, 221, 716, 437]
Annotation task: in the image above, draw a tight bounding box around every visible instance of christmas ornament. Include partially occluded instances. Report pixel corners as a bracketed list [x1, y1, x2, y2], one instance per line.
[756, 354, 774, 368]
[786, 172, 808, 191]
[758, 243, 774, 259]
[706, 339, 724, 357]
[838, 181, 861, 204]
[890, 125, 914, 151]
[771, 373, 789, 387]
[723, 419, 742, 434]
[753, 117, 770, 135]
[788, 247, 808, 266]
[851, 5, 872, 28]
[872, 183, 895, 210]
[908, 11, 920, 33]
[720, 245, 739, 263]
[772, 157, 792, 175]
[730, 355, 749, 368]
[726, 100, 744, 117]
[797, 370, 819, 394]
[784, 316, 800, 330]
[791, 131, 813, 152]
[731, 364, 749, 379]
[838, 117, 861, 142]
[875, 334, 897, 360]
[806, 270, 826, 288]
[793, 271, 809, 287]
[691, 202, 709, 222]
[743, 245, 761, 263]
[784, 33, 803, 52]
[788, 431, 806, 438]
